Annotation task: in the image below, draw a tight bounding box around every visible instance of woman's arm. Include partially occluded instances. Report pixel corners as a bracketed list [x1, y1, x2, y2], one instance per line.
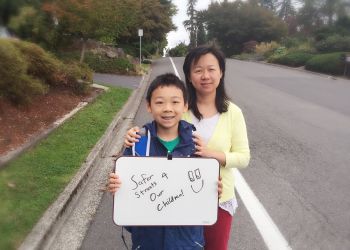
[193, 133, 226, 166]
[225, 109, 250, 168]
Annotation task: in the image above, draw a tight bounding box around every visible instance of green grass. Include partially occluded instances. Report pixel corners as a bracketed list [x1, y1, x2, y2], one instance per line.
[0, 86, 131, 249]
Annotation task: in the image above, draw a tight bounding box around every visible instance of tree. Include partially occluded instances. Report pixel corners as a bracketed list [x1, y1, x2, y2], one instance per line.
[0, 0, 42, 24]
[205, 1, 287, 56]
[297, 0, 322, 35]
[5, 0, 177, 60]
[260, 0, 279, 11]
[297, 0, 349, 35]
[277, 0, 297, 34]
[319, 0, 350, 25]
[42, 0, 113, 62]
[196, 10, 207, 46]
[113, 0, 176, 57]
[167, 42, 188, 57]
[137, 0, 176, 56]
[183, 0, 198, 49]
[277, 0, 296, 21]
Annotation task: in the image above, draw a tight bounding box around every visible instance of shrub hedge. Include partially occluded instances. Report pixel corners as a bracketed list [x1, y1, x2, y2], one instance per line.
[0, 39, 92, 104]
[11, 40, 62, 86]
[305, 52, 347, 75]
[58, 51, 136, 74]
[0, 39, 48, 104]
[269, 51, 314, 67]
[59, 61, 93, 94]
[85, 55, 134, 74]
[315, 35, 350, 53]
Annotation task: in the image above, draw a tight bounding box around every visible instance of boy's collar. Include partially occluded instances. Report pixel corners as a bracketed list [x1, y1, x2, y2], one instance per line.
[144, 120, 195, 141]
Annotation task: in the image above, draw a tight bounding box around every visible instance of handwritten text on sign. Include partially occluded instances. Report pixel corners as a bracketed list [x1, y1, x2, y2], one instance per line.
[113, 157, 219, 226]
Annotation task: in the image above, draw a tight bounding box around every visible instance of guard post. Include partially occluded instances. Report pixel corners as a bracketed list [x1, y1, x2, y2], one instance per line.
[138, 29, 143, 65]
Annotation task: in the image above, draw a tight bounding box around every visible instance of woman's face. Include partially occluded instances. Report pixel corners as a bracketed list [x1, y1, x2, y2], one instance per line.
[189, 53, 223, 96]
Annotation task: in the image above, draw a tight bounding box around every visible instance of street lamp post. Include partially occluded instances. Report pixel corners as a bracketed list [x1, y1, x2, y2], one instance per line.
[138, 29, 143, 65]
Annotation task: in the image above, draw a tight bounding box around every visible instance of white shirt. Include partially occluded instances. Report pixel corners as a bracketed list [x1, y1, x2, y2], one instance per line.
[190, 112, 237, 216]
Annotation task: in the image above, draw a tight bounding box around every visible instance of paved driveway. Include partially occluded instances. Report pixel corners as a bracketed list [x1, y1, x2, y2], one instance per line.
[93, 73, 142, 89]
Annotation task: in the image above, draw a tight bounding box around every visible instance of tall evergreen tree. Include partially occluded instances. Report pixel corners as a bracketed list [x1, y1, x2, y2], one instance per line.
[196, 10, 207, 46]
[278, 0, 296, 20]
[183, 0, 198, 48]
[260, 0, 278, 11]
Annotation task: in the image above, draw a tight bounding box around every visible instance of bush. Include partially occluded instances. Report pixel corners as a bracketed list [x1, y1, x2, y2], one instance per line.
[59, 62, 92, 94]
[87, 56, 134, 74]
[232, 53, 264, 61]
[11, 40, 62, 86]
[287, 42, 316, 54]
[269, 51, 314, 67]
[267, 46, 288, 63]
[305, 52, 346, 75]
[281, 37, 301, 48]
[255, 41, 280, 59]
[0, 39, 48, 104]
[243, 40, 258, 53]
[168, 42, 188, 57]
[58, 51, 135, 74]
[315, 35, 350, 53]
[0, 39, 93, 103]
[8, 6, 38, 40]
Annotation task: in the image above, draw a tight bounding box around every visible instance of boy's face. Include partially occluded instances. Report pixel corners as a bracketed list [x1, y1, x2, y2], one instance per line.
[147, 85, 188, 131]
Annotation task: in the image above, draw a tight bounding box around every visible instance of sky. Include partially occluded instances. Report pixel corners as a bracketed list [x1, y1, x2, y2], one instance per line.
[166, 0, 213, 49]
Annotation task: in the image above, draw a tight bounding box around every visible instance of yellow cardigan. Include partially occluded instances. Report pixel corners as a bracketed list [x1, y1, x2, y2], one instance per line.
[183, 102, 250, 202]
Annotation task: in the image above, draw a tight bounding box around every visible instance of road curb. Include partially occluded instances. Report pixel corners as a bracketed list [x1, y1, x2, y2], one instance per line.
[19, 70, 152, 250]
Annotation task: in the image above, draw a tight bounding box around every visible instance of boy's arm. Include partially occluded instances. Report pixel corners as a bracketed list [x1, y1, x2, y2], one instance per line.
[123, 147, 133, 156]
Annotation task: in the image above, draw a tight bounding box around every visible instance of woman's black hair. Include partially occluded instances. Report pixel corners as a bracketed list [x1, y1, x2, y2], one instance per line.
[183, 45, 230, 120]
[146, 73, 187, 104]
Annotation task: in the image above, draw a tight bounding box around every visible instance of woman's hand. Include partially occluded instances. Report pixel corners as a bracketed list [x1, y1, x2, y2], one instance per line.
[124, 126, 141, 147]
[108, 173, 122, 194]
[192, 133, 211, 157]
[218, 176, 223, 199]
[193, 132, 227, 166]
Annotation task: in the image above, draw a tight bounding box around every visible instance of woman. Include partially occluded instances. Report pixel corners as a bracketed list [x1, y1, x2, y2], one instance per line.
[125, 46, 250, 250]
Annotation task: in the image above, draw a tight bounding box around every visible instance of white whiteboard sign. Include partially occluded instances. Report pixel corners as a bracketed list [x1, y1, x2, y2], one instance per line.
[113, 156, 219, 226]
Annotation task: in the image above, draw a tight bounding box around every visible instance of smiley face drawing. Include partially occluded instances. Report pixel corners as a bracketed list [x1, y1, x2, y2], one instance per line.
[188, 168, 204, 193]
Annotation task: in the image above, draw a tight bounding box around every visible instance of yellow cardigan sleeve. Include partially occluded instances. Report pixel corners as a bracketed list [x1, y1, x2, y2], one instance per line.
[223, 104, 250, 168]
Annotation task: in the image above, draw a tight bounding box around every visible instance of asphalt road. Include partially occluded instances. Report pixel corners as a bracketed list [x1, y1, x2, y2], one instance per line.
[81, 58, 350, 250]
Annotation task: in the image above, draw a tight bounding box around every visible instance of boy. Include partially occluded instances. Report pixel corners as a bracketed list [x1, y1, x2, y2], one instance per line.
[108, 73, 204, 249]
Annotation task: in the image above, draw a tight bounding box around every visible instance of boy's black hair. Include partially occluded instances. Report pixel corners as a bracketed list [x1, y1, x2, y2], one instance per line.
[183, 45, 230, 120]
[146, 73, 188, 103]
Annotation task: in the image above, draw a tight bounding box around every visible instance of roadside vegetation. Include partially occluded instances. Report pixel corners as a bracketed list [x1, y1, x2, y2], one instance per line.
[1, 0, 174, 68]
[0, 39, 92, 105]
[0, 86, 131, 250]
[167, 0, 350, 77]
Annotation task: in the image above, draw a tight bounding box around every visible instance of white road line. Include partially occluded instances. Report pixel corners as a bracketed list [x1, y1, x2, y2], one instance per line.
[169, 57, 292, 250]
[235, 169, 292, 250]
[169, 57, 180, 78]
